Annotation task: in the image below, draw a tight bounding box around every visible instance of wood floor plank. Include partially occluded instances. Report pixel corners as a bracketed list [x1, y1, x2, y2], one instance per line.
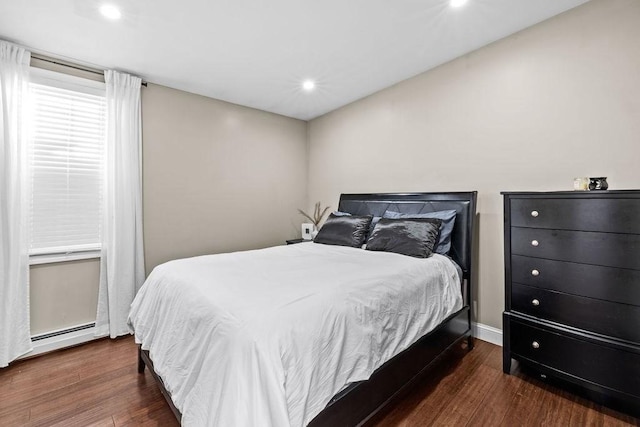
[112, 399, 179, 427]
[16, 366, 135, 422]
[2, 369, 81, 403]
[531, 383, 572, 426]
[465, 368, 523, 426]
[567, 396, 597, 426]
[506, 366, 575, 427]
[48, 413, 116, 427]
[430, 364, 501, 425]
[481, 342, 504, 372]
[368, 337, 494, 426]
[0, 336, 638, 426]
[498, 372, 551, 427]
[0, 408, 31, 425]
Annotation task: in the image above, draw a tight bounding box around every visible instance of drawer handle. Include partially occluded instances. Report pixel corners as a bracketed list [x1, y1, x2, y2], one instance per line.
[531, 269, 540, 276]
[531, 240, 539, 247]
[532, 341, 540, 349]
[532, 299, 540, 306]
[531, 210, 539, 217]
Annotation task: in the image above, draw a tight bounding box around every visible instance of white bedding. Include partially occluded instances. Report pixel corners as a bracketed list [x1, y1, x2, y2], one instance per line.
[128, 242, 462, 427]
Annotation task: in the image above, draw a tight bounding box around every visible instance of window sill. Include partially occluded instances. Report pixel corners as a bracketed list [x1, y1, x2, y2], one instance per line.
[29, 250, 101, 265]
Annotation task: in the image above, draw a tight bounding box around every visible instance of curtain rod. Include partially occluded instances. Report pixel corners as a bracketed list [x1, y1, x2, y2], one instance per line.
[31, 54, 148, 87]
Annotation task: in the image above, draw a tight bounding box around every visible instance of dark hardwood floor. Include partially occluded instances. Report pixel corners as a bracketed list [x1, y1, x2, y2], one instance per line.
[0, 337, 638, 426]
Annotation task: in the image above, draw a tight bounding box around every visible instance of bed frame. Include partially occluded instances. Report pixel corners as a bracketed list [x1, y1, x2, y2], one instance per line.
[138, 191, 478, 426]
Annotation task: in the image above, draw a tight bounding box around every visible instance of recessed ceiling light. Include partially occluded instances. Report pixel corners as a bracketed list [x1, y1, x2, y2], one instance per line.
[99, 4, 121, 20]
[450, 0, 468, 8]
[302, 80, 315, 91]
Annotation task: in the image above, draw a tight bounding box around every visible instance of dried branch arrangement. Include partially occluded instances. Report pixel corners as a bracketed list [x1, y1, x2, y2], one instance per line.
[298, 202, 330, 227]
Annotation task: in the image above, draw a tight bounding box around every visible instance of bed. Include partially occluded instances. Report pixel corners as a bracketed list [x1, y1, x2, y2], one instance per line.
[132, 191, 477, 426]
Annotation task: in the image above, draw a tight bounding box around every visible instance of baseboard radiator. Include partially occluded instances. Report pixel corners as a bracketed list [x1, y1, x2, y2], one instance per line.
[31, 322, 95, 342]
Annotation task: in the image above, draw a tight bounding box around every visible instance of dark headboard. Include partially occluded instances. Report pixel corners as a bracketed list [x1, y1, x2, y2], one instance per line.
[338, 192, 477, 279]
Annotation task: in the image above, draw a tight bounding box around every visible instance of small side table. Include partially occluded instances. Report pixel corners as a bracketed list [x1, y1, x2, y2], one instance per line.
[286, 238, 312, 245]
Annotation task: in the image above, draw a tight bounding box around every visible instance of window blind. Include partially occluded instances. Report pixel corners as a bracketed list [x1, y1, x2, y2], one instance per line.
[29, 81, 106, 255]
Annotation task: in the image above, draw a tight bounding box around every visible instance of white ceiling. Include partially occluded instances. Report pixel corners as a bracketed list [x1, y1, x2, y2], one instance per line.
[0, 0, 589, 120]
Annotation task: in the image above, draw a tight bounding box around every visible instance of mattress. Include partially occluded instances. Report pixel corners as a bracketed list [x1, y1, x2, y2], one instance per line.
[128, 242, 462, 426]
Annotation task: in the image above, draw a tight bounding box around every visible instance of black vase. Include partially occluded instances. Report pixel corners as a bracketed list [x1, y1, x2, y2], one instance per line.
[588, 177, 609, 191]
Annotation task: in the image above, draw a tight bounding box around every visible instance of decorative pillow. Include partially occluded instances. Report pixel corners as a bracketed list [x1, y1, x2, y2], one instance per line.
[331, 211, 382, 238]
[367, 216, 382, 235]
[383, 210, 457, 254]
[314, 214, 373, 247]
[365, 218, 442, 258]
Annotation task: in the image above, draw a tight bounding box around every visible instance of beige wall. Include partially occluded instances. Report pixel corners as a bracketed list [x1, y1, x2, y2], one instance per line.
[30, 83, 308, 335]
[142, 84, 308, 271]
[307, 0, 640, 329]
[28, 0, 640, 335]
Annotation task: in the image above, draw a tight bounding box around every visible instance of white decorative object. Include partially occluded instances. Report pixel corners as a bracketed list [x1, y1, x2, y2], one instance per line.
[0, 40, 32, 367]
[297, 202, 330, 238]
[95, 70, 145, 339]
[301, 223, 314, 240]
[573, 177, 589, 191]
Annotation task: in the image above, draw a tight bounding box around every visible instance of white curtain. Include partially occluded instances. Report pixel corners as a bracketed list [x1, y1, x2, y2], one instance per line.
[0, 41, 32, 367]
[96, 70, 145, 338]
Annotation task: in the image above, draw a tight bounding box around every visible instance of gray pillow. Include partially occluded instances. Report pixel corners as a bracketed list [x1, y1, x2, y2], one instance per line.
[383, 209, 457, 254]
[314, 213, 373, 247]
[365, 218, 442, 258]
[331, 211, 382, 238]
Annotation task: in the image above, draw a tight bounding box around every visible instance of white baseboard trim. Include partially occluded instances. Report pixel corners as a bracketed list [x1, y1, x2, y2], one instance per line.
[472, 322, 503, 346]
[19, 325, 99, 360]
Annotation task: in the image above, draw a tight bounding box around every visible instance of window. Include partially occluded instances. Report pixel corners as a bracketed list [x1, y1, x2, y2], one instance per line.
[28, 69, 106, 263]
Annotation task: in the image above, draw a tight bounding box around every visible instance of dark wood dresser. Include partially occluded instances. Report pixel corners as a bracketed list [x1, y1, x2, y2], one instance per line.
[502, 190, 640, 414]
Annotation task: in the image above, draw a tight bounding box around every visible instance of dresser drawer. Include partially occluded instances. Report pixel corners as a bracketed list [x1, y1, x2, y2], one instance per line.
[510, 198, 640, 234]
[511, 255, 640, 306]
[511, 227, 640, 271]
[510, 319, 640, 397]
[511, 283, 640, 343]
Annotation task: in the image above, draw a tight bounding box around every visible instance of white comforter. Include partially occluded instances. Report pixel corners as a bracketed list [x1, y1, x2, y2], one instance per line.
[128, 242, 462, 427]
